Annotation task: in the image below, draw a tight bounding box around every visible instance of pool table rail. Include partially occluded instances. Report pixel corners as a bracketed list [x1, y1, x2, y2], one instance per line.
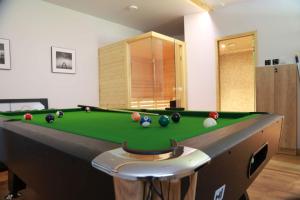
[91, 146, 211, 181]
[180, 113, 282, 158]
[0, 111, 284, 200]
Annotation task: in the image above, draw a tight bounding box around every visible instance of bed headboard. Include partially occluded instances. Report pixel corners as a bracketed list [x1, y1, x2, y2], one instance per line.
[0, 98, 48, 112]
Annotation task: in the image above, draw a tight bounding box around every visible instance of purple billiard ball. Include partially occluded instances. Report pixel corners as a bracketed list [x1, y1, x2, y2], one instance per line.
[45, 114, 55, 123]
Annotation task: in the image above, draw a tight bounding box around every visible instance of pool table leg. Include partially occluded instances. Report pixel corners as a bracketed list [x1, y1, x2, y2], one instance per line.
[239, 192, 249, 200]
[0, 162, 7, 172]
[113, 172, 198, 200]
[5, 170, 26, 199]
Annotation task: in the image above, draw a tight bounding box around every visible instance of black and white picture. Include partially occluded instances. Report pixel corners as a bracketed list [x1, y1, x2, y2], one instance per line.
[0, 44, 5, 64]
[0, 38, 11, 70]
[51, 46, 76, 74]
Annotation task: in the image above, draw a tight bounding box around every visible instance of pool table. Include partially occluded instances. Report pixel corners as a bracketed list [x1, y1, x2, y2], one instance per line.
[0, 107, 283, 200]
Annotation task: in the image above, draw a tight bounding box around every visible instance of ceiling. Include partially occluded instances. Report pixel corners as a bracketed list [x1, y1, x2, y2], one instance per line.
[206, 0, 248, 8]
[44, 0, 248, 37]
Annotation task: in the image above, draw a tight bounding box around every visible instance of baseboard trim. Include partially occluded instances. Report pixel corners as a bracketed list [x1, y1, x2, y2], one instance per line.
[278, 147, 297, 155]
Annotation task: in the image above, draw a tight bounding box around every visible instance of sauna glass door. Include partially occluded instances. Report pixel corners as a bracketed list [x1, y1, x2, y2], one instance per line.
[152, 37, 176, 109]
[129, 37, 176, 109]
[130, 37, 154, 109]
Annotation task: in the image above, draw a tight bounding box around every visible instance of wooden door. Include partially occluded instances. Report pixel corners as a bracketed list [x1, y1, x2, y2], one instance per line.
[175, 42, 187, 109]
[256, 67, 275, 113]
[298, 64, 300, 155]
[275, 65, 297, 153]
[218, 34, 256, 112]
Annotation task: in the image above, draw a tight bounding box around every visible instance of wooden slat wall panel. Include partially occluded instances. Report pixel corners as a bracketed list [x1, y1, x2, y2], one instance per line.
[275, 65, 297, 153]
[256, 65, 298, 154]
[99, 42, 129, 108]
[256, 67, 275, 112]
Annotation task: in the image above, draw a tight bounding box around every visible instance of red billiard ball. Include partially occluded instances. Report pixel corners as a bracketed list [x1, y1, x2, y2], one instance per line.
[23, 113, 33, 120]
[209, 112, 219, 120]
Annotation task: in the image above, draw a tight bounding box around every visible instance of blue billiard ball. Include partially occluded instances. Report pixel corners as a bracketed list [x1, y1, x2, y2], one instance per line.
[140, 116, 152, 127]
[56, 111, 64, 118]
[45, 114, 55, 123]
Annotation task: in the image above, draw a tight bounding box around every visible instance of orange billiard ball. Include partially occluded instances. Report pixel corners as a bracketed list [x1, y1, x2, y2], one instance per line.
[131, 112, 141, 122]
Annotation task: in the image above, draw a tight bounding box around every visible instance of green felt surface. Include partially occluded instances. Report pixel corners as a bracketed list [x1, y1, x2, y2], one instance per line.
[1, 110, 258, 151]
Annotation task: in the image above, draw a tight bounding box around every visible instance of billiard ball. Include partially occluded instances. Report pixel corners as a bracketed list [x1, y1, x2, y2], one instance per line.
[85, 107, 91, 112]
[171, 112, 181, 123]
[23, 113, 32, 120]
[131, 112, 141, 122]
[56, 111, 64, 118]
[203, 117, 217, 128]
[140, 116, 152, 127]
[158, 115, 170, 127]
[209, 112, 219, 120]
[45, 114, 55, 123]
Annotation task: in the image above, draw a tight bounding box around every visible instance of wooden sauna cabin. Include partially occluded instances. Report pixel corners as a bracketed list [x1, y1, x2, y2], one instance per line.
[98, 32, 187, 110]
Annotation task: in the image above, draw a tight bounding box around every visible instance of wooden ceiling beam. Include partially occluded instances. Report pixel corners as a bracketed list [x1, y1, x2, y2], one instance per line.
[189, 0, 213, 11]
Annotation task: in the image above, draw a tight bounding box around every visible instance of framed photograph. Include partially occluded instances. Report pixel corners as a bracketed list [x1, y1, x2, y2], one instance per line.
[295, 53, 299, 64]
[51, 46, 76, 74]
[0, 38, 11, 70]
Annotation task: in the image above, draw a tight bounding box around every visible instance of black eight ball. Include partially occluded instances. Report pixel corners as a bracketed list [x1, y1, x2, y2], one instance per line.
[171, 112, 181, 123]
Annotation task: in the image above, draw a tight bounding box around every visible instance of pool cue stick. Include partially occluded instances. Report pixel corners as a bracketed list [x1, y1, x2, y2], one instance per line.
[77, 105, 160, 116]
[98, 107, 160, 116]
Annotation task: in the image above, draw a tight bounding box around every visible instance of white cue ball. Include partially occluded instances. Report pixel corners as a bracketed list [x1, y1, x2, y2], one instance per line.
[203, 117, 217, 128]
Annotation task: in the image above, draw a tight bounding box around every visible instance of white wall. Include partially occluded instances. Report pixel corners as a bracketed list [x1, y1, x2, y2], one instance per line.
[184, 0, 300, 110]
[0, 0, 141, 108]
[185, 12, 218, 110]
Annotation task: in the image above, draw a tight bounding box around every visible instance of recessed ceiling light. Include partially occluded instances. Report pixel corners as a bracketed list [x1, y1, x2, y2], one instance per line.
[221, 44, 226, 48]
[128, 5, 139, 11]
